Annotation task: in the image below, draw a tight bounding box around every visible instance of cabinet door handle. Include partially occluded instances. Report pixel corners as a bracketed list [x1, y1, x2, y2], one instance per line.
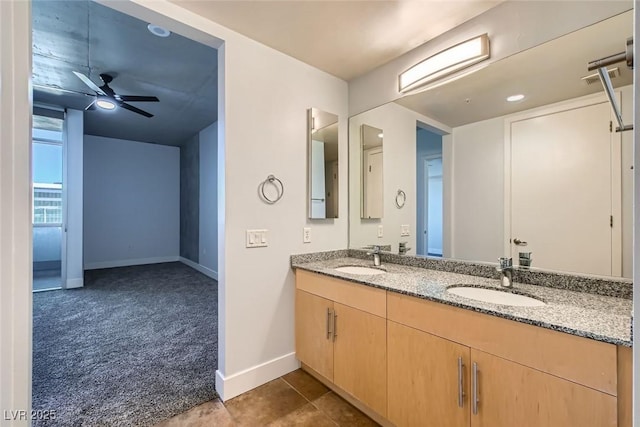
[326, 308, 332, 339]
[457, 356, 465, 408]
[333, 311, 338, 342]
[472, 362, 479, 415]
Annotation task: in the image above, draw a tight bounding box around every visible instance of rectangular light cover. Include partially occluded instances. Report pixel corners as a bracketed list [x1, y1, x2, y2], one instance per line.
[399, 34, 490, 93]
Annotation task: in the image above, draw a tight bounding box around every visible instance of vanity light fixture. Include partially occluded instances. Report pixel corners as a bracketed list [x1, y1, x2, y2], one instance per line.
[399, 34, 490, 93]
[96, 98, 116, 110]
[506, 94, 525, 102]
[377, 133, 384, 138]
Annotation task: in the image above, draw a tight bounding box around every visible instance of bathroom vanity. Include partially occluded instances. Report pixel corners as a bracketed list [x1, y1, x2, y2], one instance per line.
[291, 252, 632, 427]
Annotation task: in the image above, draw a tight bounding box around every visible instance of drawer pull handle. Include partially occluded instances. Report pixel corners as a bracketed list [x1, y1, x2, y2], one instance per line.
[472, 362, 479, 415]
[458, 356, 465, 408]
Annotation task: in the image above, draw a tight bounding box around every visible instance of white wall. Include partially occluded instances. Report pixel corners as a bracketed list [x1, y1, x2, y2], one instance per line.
[83, 135, 180, 269]
[449, 117, 504, 263]
[349, 1, 632, 115]
[349, 102, 451, 254]
[199, 121, 218, 275]
[65, 109, 84, 287]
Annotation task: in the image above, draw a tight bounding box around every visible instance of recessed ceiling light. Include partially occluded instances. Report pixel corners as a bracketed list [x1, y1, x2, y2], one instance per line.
[147, 24, 170, 38]
[96, 99, 116, 110]
[507, 94, 525, 102]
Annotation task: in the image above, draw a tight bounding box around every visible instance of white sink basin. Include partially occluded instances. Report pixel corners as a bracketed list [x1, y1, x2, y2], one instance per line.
[447, 287, 545, 307]
[334, 266, 386, 275]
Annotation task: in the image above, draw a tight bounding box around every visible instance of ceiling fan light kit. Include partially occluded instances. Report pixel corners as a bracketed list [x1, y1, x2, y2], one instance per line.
[73, 71, 159, 118]
[399, 33, 490, 93]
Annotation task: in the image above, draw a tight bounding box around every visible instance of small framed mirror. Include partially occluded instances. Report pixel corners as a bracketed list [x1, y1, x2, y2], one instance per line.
[308, 108, 339, 219]
[360, 124, 384, 219]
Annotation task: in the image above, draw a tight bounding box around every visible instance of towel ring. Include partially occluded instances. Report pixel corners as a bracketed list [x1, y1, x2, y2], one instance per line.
[395, 189, 406, 209]
[260, 174, 284, 204]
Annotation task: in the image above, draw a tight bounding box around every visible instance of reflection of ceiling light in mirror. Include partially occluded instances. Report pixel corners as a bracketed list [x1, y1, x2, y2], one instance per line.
[399, 34, 490, 93]
[506, 94, 525, 102]
[96, 99, 116, 110]
[378, 133, 383, 138]
[147, 24, 171, 37]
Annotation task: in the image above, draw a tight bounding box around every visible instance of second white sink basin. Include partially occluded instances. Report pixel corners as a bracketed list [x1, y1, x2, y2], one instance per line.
[447, 286, 545, 307]
[334, 266, 386, 275]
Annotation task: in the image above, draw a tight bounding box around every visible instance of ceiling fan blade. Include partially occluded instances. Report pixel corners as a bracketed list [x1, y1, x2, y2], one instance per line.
[33, 84, 94, 97]
[120, 102, 154, 118]
[119, 95, 159, 102]
[85, 100, 97, 111]
[73, 71, 107, 96]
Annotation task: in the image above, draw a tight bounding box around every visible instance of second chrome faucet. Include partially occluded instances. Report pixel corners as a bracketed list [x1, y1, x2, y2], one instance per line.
[497, 257, 513, 288]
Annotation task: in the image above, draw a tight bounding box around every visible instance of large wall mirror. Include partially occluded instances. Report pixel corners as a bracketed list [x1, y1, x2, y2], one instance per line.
[308, 108, 339, 219]
[348, 10, 633, 279]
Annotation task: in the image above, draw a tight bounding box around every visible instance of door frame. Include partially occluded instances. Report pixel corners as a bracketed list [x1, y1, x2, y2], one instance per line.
[503, 91, 622, 275]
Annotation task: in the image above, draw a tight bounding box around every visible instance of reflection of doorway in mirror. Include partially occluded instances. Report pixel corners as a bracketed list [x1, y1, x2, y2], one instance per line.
[416, 127, 443, 257]
[363, 147, 383, 218]
[509, 98, 621, 276]
[325, 160, 338, 218]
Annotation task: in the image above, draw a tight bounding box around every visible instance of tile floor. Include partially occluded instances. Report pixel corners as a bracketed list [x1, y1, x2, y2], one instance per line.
[155, 369, 380, 426]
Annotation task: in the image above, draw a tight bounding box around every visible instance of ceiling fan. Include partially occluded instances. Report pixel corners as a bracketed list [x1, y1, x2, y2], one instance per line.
[72, 71, 159, 118]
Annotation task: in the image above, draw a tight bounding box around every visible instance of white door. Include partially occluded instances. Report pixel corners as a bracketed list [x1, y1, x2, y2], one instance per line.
[510, 101, 618, 276]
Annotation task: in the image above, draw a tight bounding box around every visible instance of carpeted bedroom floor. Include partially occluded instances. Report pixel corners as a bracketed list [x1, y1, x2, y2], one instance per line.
[32, 262, 218, 427]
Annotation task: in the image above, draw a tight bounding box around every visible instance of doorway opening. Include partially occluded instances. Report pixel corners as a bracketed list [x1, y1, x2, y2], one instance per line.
[416, 126, 443, 257]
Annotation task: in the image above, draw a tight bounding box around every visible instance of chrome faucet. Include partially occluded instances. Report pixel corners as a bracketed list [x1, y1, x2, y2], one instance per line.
[497, 257, 513, 288]
[399, 242, 411, 256]
[367, 245, 382, 266]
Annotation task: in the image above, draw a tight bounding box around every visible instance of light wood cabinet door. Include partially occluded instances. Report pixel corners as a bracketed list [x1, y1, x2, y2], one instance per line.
[333, 302, 387, 417]
[387, 321, 470, 427]
[295, 290, 334, 380]
[470, 349, 617, 427]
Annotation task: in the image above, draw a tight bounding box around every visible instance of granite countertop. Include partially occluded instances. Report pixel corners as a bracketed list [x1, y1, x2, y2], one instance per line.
[292, 256, 632, 347]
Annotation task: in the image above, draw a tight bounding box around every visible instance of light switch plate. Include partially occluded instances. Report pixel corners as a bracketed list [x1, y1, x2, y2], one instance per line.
[377, 225, 384, 238]
[401, 224, 410, 236]
[246, 229, 268, 248]
[303, 227, 311, 243]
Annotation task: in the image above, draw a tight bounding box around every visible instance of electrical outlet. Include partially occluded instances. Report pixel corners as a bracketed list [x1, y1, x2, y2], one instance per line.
[246, 229, 268, 248]
[303, 227, 311, 243]
[377, 225, 384, 238]
[401, 224, 410, 236]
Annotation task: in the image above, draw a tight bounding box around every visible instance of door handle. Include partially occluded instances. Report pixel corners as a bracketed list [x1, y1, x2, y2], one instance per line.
[513, 238, 528, 246]
[457, 357, 465, 408]
[472, 362, 479, 415]
[333, 311, 338, 342]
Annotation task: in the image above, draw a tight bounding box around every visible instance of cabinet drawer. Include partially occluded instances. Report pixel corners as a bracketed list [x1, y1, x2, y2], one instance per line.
[387, 292, 617, 395]
[296, 270, 386, 317]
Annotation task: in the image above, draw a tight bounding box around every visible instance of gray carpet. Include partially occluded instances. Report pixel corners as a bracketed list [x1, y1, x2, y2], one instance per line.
[32, 262, 218, 426]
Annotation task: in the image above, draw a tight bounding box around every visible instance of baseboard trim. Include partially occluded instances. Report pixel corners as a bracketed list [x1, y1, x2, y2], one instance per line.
[179, 257, 218, 280]
[84, 256, 180, 270]
[215, 352, 300, 401]
[65, 278, 84, 289]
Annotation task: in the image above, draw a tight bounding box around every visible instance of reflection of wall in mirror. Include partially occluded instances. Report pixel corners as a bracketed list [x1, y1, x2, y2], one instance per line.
[349, 103, 451, 253]
[448, 86, 632, 278]
[363, 147, 383, 218]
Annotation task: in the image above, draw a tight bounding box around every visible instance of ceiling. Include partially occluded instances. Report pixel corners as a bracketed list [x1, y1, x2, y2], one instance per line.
[32, 0, 218, 146]
[171, 0, 503, 81]
[395, 10, 634, 127]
